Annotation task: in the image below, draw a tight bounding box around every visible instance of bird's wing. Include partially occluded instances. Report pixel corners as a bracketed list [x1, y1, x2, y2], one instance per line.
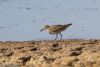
[49, 25, 67, 32]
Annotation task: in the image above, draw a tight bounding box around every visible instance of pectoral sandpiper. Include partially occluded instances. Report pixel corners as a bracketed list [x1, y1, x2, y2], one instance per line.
[40, 23, 72, 40]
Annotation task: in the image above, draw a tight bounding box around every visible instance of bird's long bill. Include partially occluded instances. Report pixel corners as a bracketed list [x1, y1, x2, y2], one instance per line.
[40, 28, 44, 32]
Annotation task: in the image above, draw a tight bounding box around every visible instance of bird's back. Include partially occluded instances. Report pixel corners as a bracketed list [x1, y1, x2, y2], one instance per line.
[47, 24, 68, 34]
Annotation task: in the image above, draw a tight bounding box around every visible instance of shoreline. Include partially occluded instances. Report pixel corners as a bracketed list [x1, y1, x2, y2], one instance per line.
[0, 39, 100, 42]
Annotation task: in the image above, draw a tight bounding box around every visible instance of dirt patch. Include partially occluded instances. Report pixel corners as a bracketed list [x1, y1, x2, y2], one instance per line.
[0, 39, 100, 67]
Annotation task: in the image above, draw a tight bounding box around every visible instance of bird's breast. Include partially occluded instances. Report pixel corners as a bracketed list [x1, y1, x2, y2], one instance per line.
[46, 29, 56, 34]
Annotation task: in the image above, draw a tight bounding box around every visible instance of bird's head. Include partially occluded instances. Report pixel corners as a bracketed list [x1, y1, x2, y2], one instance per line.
[40, 25, 49, 31]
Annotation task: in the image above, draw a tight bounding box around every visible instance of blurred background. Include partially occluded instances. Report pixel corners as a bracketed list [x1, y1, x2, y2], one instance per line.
[0, 0, 100, 41]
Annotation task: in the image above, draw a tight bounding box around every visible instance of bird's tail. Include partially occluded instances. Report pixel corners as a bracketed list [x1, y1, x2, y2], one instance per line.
[64, 23, 72, 28]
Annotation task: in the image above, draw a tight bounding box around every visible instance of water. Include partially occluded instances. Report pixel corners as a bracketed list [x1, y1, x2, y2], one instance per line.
[0, 0, 100, 41]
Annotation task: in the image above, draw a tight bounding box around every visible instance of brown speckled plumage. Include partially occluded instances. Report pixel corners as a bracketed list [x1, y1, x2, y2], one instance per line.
[40, 23, 72, 40]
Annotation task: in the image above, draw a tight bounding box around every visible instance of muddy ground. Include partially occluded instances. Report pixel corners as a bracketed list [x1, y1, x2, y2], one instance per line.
[0, 39, 100, 67]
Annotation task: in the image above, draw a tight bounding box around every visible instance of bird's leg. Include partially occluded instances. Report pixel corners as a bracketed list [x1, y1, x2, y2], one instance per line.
[55, 34, 58, 40]
[60, 33, 62, 40]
